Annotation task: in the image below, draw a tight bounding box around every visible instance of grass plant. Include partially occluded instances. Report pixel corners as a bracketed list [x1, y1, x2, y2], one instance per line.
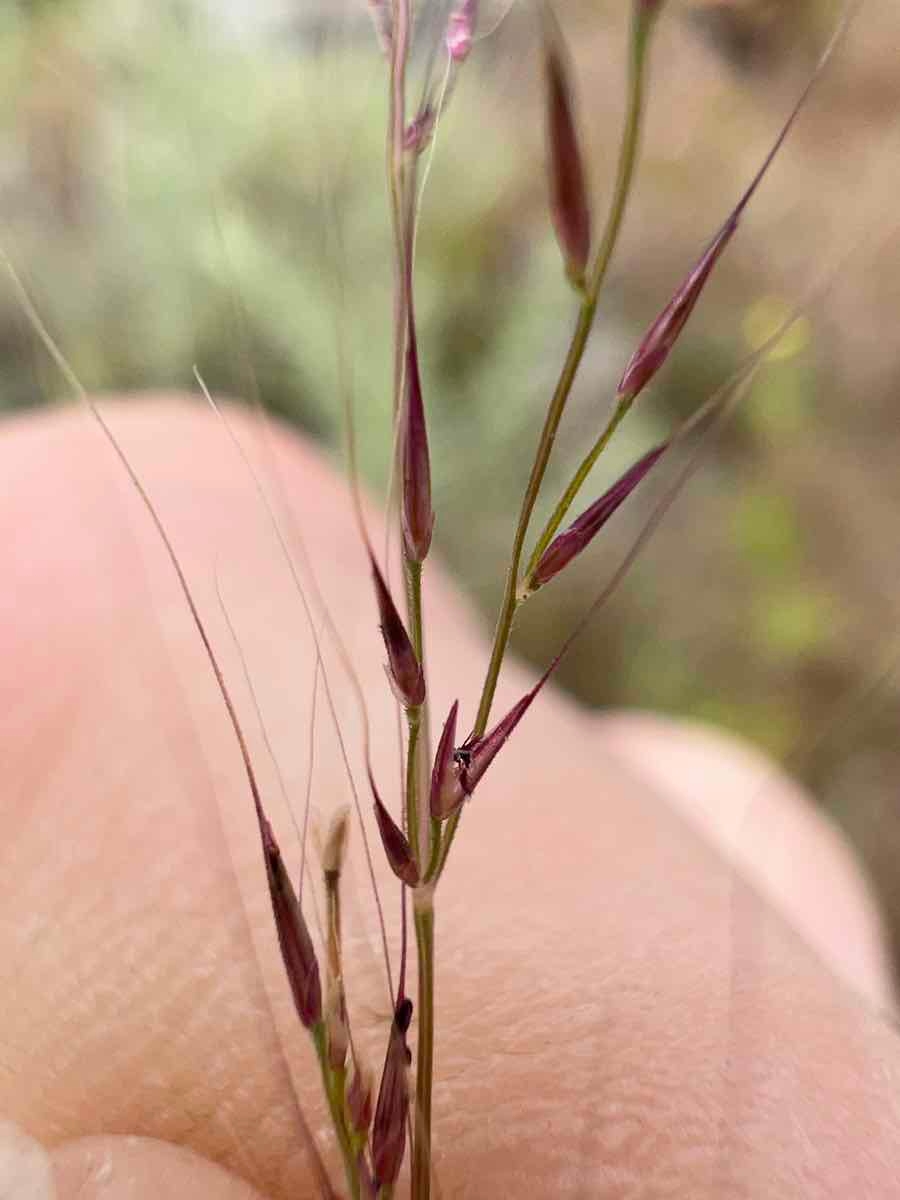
[4, 1, 877, 1197]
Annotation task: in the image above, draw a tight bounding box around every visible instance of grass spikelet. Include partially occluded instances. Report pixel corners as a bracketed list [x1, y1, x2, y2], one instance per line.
[371, 769, 421, 888]
[369, 548, 426, 708]
[372, 998, 413, 1191]
[542, 2, 592, 288]
[527, 441, 668, 592]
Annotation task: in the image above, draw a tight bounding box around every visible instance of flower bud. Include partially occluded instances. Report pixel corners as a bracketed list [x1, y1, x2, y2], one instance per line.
[530, 442, 668, 590]
[369, 550, 425, 708]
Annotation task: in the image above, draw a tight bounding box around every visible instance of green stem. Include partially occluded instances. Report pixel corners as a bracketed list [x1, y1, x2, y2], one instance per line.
[404, 558, 434, 870]
[411, 899, 435, 1200]
[387, 0, 411, 420]
[523, 395, 632, 585]
[471, 6, 654, 742]
[405, 703, 422, 867]
[313, 1022, 359, 1200]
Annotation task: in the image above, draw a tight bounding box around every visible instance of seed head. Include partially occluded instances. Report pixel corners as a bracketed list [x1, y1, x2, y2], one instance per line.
[369, 769, 421, 887]
[400, 317, 435, 563]
[260, 818, 322, 1030]
[543, 5, 591, 286]
[530, 442, 668, 590]
[430, 699, 466, 820]
[369, 550, 425, 708]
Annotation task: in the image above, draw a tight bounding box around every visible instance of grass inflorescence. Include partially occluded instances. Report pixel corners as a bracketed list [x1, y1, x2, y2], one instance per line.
[3, 1, 865, 1196]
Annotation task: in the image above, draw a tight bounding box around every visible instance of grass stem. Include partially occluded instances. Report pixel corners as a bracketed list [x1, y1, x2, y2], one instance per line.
[411, 899, 435, 1200]
[313, 1022, 360, 1199]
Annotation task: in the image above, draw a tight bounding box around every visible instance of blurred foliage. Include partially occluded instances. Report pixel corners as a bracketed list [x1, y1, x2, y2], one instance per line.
[2, 0, 899, 969]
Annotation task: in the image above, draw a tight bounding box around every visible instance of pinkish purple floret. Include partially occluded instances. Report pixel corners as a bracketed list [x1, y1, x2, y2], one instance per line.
[532, 442, 668, 588]
[430, 699, 466, 820]
[545, 20, 591, 280]
[446, 0, 478, 63]
[369, 768, 420, 887]
[460, 675, 548, 796]
[401, 323, 435, 564]
[372, 1002, 412, 1188]
[261, 818, 322, 1029]
[369, 551, 425, 708]
[617, 216, 737, 403]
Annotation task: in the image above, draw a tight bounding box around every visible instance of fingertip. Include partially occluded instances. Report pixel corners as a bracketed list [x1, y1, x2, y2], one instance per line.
[51, 1136, 269, 1200]
[0, 1121, 55, 1200]
[596, 709, 897, 1013]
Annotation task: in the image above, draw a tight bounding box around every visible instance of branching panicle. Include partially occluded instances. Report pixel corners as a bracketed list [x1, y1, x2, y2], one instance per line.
[11, 3, 861, 1197]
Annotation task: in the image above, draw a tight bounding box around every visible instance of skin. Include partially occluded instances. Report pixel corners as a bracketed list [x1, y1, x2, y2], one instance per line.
[1, 396, 898, 1199]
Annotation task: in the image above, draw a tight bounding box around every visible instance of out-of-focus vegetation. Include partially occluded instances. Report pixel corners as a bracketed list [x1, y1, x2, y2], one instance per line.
[2, 0, 899, 969]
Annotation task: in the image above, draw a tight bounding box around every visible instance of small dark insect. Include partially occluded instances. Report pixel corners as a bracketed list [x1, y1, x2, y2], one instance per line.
[452, 744, 473, 769]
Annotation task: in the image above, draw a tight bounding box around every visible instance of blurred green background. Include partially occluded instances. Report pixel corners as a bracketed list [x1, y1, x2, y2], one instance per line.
[2, 0, 898, 972]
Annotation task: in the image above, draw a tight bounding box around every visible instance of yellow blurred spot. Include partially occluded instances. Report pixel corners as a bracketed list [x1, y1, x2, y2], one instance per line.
[742, 295, 812, 362]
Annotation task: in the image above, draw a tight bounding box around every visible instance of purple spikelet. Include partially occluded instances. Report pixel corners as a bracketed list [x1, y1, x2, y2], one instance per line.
[404, 105, 435, 155]
[260, 818, 322, 1029]
[430, 699, 466, 820]
[530, 442, 668, 590]
[372, 997, 413, 1190]
[543, 6, 591, 285]
[369, 550, 425, 708]
[460, 666, 554, 797]
[616, 218, 737, 403]
[617, 49, 822, 405]
[446, 0, 478, 63]
[347, 1063, 374, 1134]
[400, 316, 434, 563]
[369, 768, 420, 887]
